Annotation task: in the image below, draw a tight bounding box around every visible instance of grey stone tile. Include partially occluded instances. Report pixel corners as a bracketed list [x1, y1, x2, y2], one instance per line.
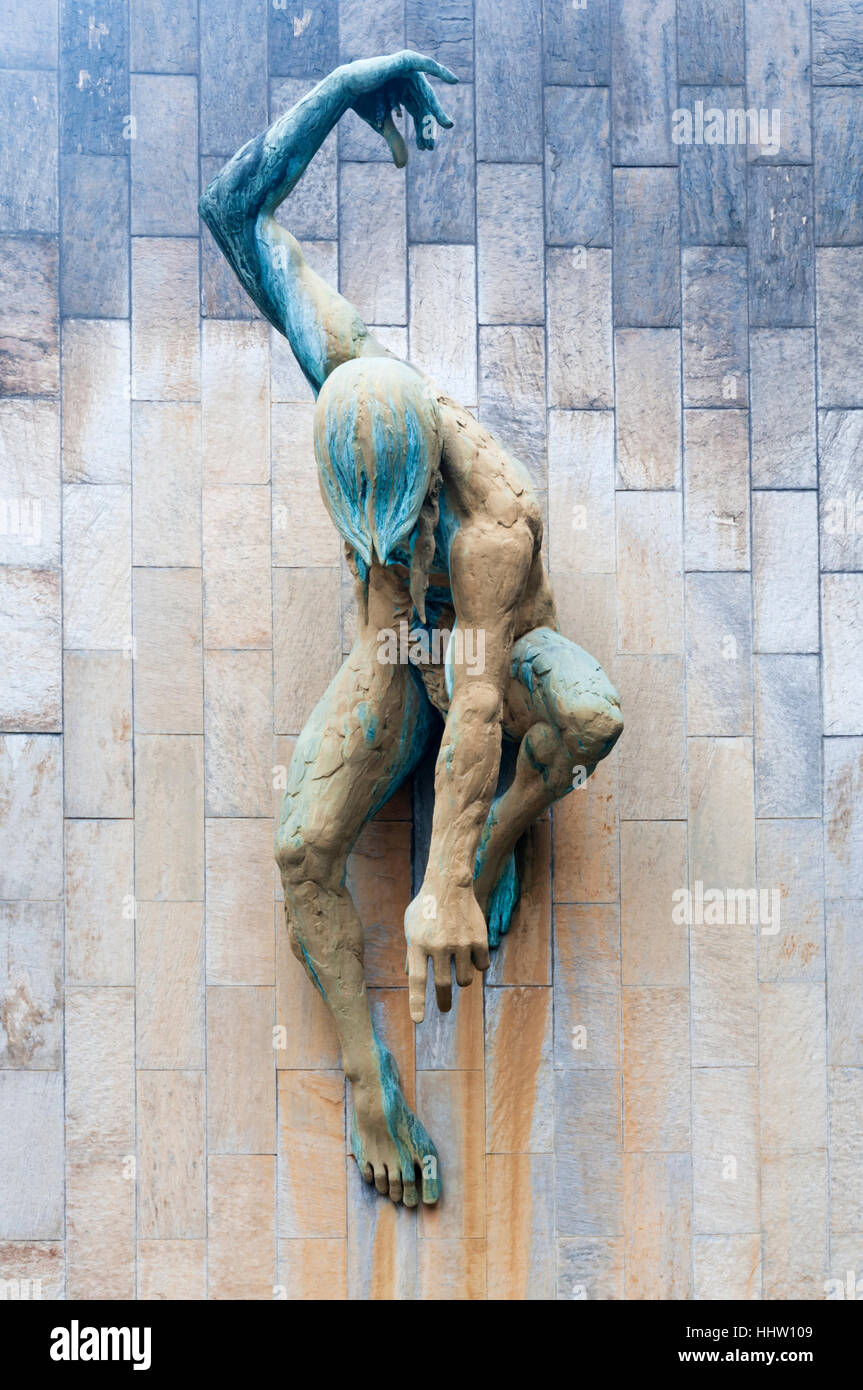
[826, 901, 863, 1065]
[339, 162, 405, 325]
[682, 247, 748, 406]
[0, 735, 63, 900]
[476, 0, 543, 162]
[479, 326, 546, 488]
[544, 0, 610, 85]
[0, 568, 61, 733]
[547, 247, 612, 408]
[814, 89, 863, 244]
[754, 655, 822, 818]
[752, 491, 820, 653]
[692, 1068, 759, 1234]
[557, 1237, 623, 1300]
[683, 409, 750, 571]
[750, 330, 817, 487]
[610, 0, 678, 166]
[0, 1072, 64, 1239]
[762, 1152, 828, 1299]
[685, 572, 753, 737]
[60, 155, 129, 318]
[269, 0, 338, 78]
[477, 164, 544, 324]
[406, 0, 473, 81]
[0, 0, 57, 67]
[0, 902, 63, 1069]
[819, 409, 863, 570]
[0, 236, 58, 396]
[617, 655, 686, 819]
[60, 0, 129, 156]
[678, 0, 745, 82]
[760, 983, 828, 1151]
[614, 328, 681, 488]
[0, 399, 61, 568]
[748, 167, 815, 327]
[130, 75, 198, 236]
[693, 1234, 761, 1299]
[0, 71, 57, 233]
[822, 574, 863, 735]
[556, 1153, 622, 1238]
[813, 0, 863, 84]
[757, 819, 825, 983]
[407, 84, 475, 244]
[679, 87, 747, 245]
[545, 87, 611, 247]
[824, 737, 863, 898]
[130, 0, 198, 73]
[200, 0, 267, 155]
[817, 248, 863, 406]
[613, 168, 680, 327]
[745, 0, 812, 163]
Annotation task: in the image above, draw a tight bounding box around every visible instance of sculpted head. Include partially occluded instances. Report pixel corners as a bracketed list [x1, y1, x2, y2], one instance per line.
[313, 356, 443, 571]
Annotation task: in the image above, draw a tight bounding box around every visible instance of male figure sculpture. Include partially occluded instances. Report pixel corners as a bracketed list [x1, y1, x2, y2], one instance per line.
[201, 52, 622, 1207]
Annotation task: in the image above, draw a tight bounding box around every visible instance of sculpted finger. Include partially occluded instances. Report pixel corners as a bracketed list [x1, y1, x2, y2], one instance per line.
[472, 940, 491, 972]
[433, 952, 453, 1013]
[400, 50, 459, 84]
[454, 947, 474, 988]
[407, 943, 428, 1023]
[415, 73, 455, 128]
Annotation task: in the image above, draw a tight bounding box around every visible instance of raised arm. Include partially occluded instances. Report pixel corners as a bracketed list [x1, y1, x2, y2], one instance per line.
[199, 52, 457, 394]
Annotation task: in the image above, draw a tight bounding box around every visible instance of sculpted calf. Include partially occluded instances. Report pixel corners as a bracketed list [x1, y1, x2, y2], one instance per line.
[200, 52, 623, 1207]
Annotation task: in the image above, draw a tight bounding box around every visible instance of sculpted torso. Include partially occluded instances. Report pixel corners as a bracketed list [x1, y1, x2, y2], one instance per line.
[201, 52, 622, 1207]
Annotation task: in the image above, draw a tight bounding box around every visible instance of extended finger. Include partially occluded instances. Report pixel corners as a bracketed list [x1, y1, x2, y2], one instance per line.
[454, 947, 474, 988]
[472, 939, 491, 972]
[414, 72, 455, 128]
[432, 951, 453, 1013]
[407, 942, 428, 1023]
[398, 50, 459, 84]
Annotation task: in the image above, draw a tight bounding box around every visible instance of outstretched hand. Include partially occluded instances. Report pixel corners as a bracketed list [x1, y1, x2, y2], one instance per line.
[337, 50, 458, 168]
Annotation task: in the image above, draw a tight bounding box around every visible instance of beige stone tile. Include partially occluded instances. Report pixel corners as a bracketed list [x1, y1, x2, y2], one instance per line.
[339, 163, 406, 325]
[614, 328, 681, 489]
[0, 902, 62, 1069]
[136, 902, 204, 1070]
[131, 402, 201, 567]
[415, 962, 483, 1075]
[553, 572, 619, 681]
[0, 1072, 63, 1239]
[273, 566, 341, 734]
[759, 983, 827, 1152]
[206, 819, 274, 985]
[418, 1238, 486, 1301]
[278, 1070, 346, 1238]
[753, 491, 820, 653]
[408, 244, 477, 403]
[553, 903, 621, 1068]
[621, 820, 688, 986]
[131, 237, 199, 402]
[757, 819, 824, 983]
[477, 164, 544, 326]
[66, 1157, 134, 1300]
[617, 656, 686, 819]
[761, 1151, 828, 1299]
[0, 1240, 65, 1301]
[134, 734, 204, 901]
[825, 738, 863, 899]
[62, 483, 131, 649]
[138, 1239, 206, 1300]
[557, 1237, 624, 1300]
[822, 573, 863, 735]
[685, 571, 753, 737]
[0, 734, 62, 900]
[485, 987, 552, 1153]
[616, 490, 683, 654]
[691, 922, 758, 1068]
[65, 987, 135, 1158]
[693, 1234, 761, 1300]
[61, 319, 130, 483]
[623, 1153, 692, 1300]
[486, 817, 552, 987]
[552, 752, 620, 905]
[277, 1238, 347, 1300]
[137, 1070, 206, 1239]
[416, 1071, 485, 1239]
[689, 736, 756, 889]
[207, 1155, 275, 1300]
[202, 485, 272, 648]
[204, 649, 273, 817]
[65, 818, 134, 987]
[133, 567, 202, 734]
[826, 901, 863, 1066]
[272, 403, 339, 566]
[828, 1068, 863, 1233]
[202, 319, 270, 484]
[206, 985, 275, 1155]
[486, 1154, 555, 1300]
[548, 409, 615, 574]
[346, 1159, 417, 1300]
[63, 651, 133, 818]
[692, 1068, 760, 1235]
[0, 399, 60, 567]
[346, 818, 411, 989]
[0, 235, 58, 395]
[275, 902, 341, 1070]
[0, 567, 61, 731]
[683, 409, 750, 571]
[547, 248, 613, 408]
[623, 987, 691, 1152]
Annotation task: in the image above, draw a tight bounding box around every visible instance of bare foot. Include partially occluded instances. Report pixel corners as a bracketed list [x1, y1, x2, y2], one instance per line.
[350, 1041, 440, 1206]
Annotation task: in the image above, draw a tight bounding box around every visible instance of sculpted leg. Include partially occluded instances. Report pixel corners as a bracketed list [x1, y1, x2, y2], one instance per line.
[276, 635, 440, 1205]
[474, 627, 623, 940]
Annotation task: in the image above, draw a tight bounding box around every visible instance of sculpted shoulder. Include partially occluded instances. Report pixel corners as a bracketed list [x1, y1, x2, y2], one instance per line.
[435, 394, 543, 544]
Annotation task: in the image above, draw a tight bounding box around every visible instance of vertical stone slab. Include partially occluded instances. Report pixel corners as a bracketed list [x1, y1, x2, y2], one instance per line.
[819, 411, 863, 571]
[202, 320, 269, 485]
[62, 483, 131, 649]
[0, 902, 62, 1070]
[822, 574, 863, 734]
[816, 247, 863, 407]
[0, 1073, 64, 1239]
[339, 163, 406, 326]
[0, 399, 61, 569]
[0, 236, 59, 395]
[62, 319, 131, 485]
[0, 71, 58, 233]
[543, 0, 610, 85]
[678, 0, 744, 83]
[693, 1234, 761, 1300]
[616, 491, 684, 655]
[610, 0, 678, 166]
[692, 1068, 759, 1234]
[757, 819, 825, 983]
[748, 167, 815, 327]
[617, 656, 686, 819]
[548, 410, 615, 573]
[614, 328, 681, 489]
[814, 88, 863, 244]
[133, 734, 204, 901]
[60, 0, 129, 156]
[0, 569, 61, 733]
[130, 74, 198, 236]
[613, 169, 680, 327]
[545, 87, 611, 248]
[130, 0, 198, 73]
[408, 244, 477, 403]
[136, 902, 205, 1070]
[485, 987, 553, 1153]
[60, 155, 129, 317]
[679, 86, 747, 245]
[685, 572, 753, 737]
[65, 987, 135, 1158]
[682, 247, 748, 406]
[269, 0, 337, 78]
[0, 735, 63, 900]
[132, 402, 201, 567]
[623, 987, 691, 1151]
[407, 82, 475, 244]
[486, 1154, 555, 1298]
[200, 0, 267, 154]
[273, 566, 342, 733]
[761, 1152, 828, 1298]
[750, 330, 817, 487]
[752, 491, 820, 652]
[754, 654, 822, 817]
[207, 985, 276, 1156]
[207, 1156, 275, 1299]
[202, 486, 271, 648]
[475, 0, 542, 162]
[206, 818, 275, 986]
[137, 1070, 206, 1239]
[826, 901, 863, 1064]
[683, 409, 750, 571]
[745, 0, 812, 163]
[131, 238, 200, 402]
[132, 567, 203, 735]
[416, 1071, 485, 1239]
[623, 1153, 692, 1299]
[620, 820, 688, 986]
[278, 1071, 346, 1238]
[759, 983, 828, 1151]
[138, 1240, 206, 1300]
[66, 1157, 134, 1299]
[547, 248, 613, 408]
[65, 818, 134, 986]
[477, 164, 544, 326]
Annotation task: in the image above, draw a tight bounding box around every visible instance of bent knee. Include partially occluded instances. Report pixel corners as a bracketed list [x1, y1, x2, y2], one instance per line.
[275, 817, 345, 890]
[563, 690, 623, 766]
